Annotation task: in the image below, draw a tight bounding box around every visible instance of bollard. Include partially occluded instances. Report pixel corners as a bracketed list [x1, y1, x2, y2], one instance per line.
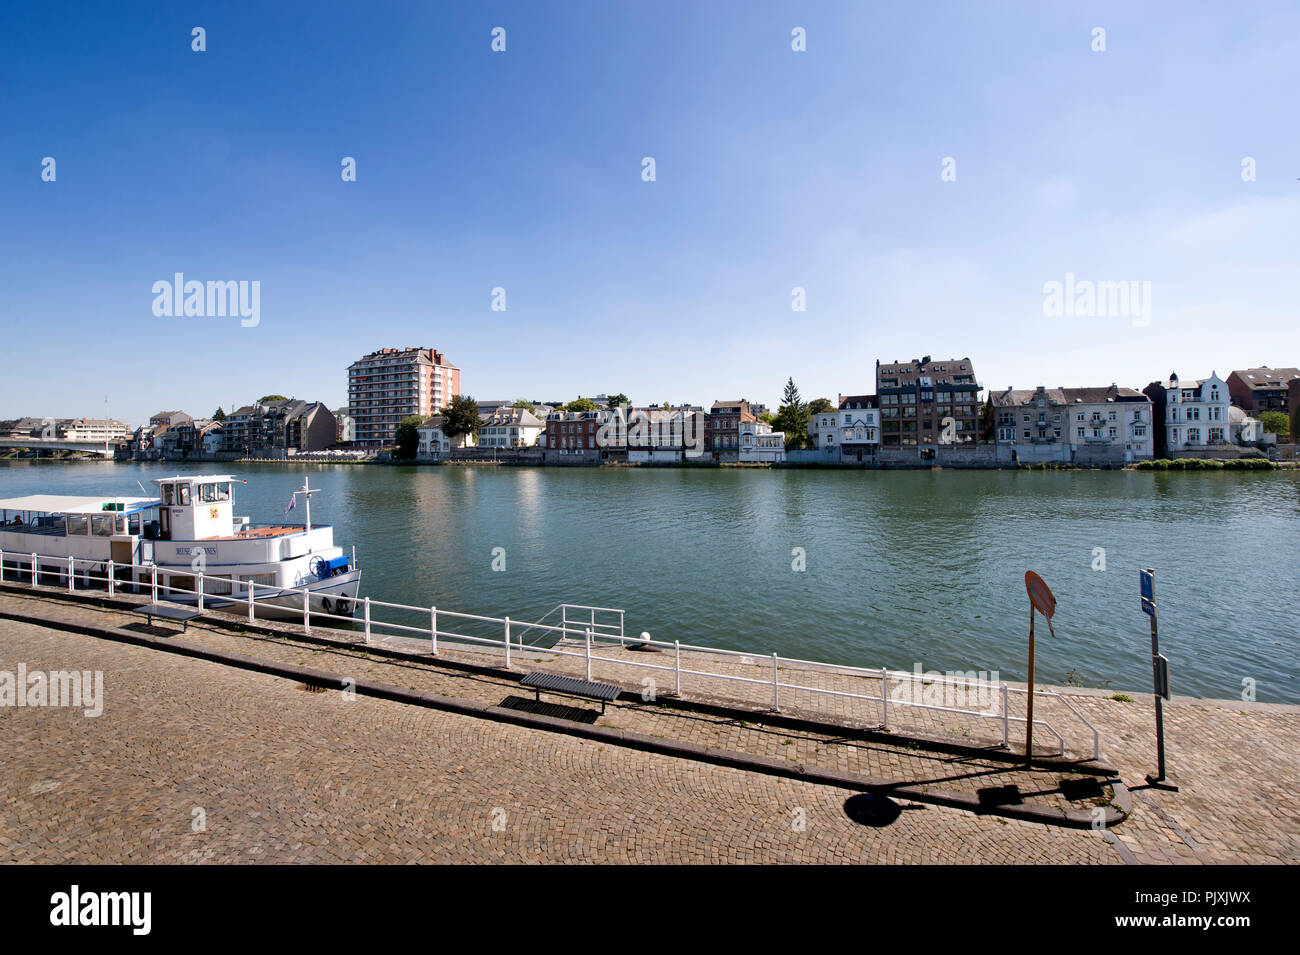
[1001, 683, 1009, 748]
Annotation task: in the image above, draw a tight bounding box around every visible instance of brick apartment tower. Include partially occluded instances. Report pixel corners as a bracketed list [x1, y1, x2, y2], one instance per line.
[875, 356, 980, 449]
[347, 347, 461, 447]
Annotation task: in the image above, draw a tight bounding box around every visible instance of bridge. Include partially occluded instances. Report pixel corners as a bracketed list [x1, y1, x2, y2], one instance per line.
[0, 438, 120, 457]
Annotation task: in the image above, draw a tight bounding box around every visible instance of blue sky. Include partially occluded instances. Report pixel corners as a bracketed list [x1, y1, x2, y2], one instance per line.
[2, 1, 1297, 426]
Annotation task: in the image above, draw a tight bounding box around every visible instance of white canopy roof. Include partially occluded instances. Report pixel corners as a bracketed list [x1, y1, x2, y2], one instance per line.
[0, 494, 161, 515]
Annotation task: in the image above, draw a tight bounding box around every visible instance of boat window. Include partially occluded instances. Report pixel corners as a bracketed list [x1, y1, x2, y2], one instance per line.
[199, 482, 231, 503]
[65, 514, 89, 536]
[128, 513, 142, 535]
[178, 485, 191, 506]
[161, 484, 174, 505]
[91, 515, 114, 537]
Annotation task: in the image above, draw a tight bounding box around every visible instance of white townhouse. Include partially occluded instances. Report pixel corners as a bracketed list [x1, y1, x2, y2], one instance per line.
[1160, 372, 1231, 453]
[836, 395, 880, 463]
[1061, 386, 1154, 463]
[416, 414, 475, 459]
[808, 408, 841, 451]
[738, 419, 787, 463]
[477, 407, 544, 448]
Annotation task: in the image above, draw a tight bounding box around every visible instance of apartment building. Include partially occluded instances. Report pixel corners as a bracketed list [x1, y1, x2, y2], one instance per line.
[876, 357, 980, 453]
[347, 347, 461, 448]
[992, 386, 1069, 463]
[1060, 386, 1154, 462]
[1143, 372, 1231, 456]
[478, 407, 545, 448]
[1226, 367, 1300, 417]
[706, 399, 754, 462]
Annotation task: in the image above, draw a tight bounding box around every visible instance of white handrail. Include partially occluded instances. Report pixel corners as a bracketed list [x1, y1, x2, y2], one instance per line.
[3, 552, 1099, 758]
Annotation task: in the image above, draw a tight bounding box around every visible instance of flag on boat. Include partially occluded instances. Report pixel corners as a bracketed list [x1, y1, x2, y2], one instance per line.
[284, 493, 296, 515]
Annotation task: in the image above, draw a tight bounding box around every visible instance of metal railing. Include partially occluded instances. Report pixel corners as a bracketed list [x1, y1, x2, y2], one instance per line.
[0, 547, 1099, 759]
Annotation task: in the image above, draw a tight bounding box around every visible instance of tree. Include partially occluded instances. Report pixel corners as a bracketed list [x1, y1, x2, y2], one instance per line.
[512, 399, 536, 412]
[807, 397, 834, 415]
[212, 407, 226, 422]
[1260, 410, 1291, 440]
[441, 395, 481, 441]
[393, 415, 424, 460]
[773, 378, 809, 450]
[562, 397, 599, 413]
[606, 393, 630, 410]
[979, 396, 995, 442]
[258, 394, 288, 404]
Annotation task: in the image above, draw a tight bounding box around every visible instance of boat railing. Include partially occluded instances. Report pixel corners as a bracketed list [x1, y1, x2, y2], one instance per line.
[0, 548, 1100, 761]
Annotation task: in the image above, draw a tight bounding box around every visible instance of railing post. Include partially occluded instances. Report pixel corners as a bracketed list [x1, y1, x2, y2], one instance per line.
[881, 666, 889, 729]
[1001, 683, 1009, 748]
[67, 555, 75, 592]
[302, 586, 310, 634]
[771, 652, 779, 711]
[363, 597, 371, 644]
[151, 565, 158, 603]
[504, 616, 511, 669]
[430, 605, 438, 654]
[585, 627, 592, 681]
[675, 640, 681, 697]
[0, 547, 5, 583]
[107, 558, 114, 596]
[247, 581, 255, 622]
[197, 573, 204, 612]
[31, 553, 38, 587]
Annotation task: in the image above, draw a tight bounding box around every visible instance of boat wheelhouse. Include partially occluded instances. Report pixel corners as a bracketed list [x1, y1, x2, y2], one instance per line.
[0, 474, 360, 619]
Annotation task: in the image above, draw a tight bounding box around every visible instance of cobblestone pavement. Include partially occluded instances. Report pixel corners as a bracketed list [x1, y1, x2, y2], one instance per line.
[0, 617, 1118, 864]
[2, 587, 1297, 863]
[0, 591, 1118, 818]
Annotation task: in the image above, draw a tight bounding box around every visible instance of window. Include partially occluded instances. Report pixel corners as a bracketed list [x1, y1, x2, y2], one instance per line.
[91, 515, 114, 537]
[178, 485, 191, 505]
[1109, 428, 1117, 439]
[1077, 427, 1085, 438]
[65, 514, 89, 535]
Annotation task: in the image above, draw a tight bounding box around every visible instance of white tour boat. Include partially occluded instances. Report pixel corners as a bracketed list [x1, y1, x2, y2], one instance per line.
[0, 474, 361, 620]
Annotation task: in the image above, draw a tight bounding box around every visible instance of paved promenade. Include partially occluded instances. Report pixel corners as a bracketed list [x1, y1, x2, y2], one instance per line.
[1, 588, 1297, 864]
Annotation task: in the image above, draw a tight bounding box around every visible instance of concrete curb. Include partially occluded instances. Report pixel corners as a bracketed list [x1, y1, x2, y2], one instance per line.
[0, 602, 1130, 829]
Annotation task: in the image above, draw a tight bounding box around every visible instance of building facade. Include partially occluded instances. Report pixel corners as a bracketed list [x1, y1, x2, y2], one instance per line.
[477, 407, 544, 448]
[1145, 372, 1232, 455]
[876, 357, 980, 454]
[1226, 367, 1300, 417]
[738, 419, 787, 463]
[347, 347, 461, 448]
[992, 387, 1070, 463]
[705, 400, 754, 462]
[1060, 386, 1154, 462]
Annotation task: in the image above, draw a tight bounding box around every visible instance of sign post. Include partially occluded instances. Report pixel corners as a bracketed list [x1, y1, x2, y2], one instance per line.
[1023, 571, 1057, 762]
[1141, 569, 1177, 790]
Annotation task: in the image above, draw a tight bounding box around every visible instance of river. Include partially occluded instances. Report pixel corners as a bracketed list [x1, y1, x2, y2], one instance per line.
[3, 460, 1297, 703]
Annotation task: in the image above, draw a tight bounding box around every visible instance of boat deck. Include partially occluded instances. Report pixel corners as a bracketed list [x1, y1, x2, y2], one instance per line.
[200, 525, 307, 541]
